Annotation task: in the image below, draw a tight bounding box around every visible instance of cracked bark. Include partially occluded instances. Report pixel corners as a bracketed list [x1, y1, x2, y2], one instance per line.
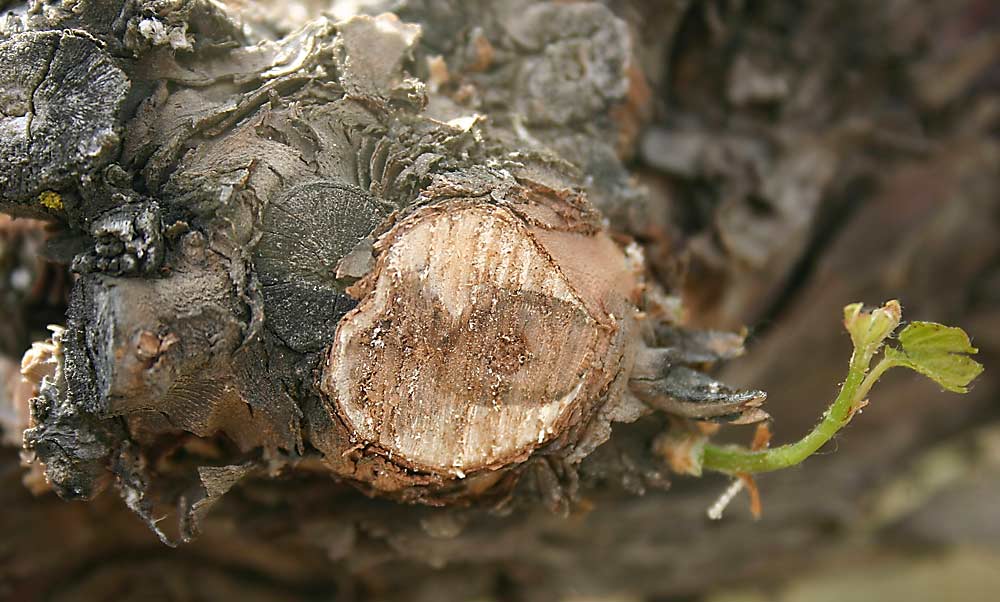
[0, 0, 998, 600]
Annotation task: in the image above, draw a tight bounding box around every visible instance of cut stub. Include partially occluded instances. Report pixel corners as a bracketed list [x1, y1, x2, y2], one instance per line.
[58, 231, 301, 454]
[254, 180, 392, 352]
[629, 330, 770, 424]
[320, 188, 644, 485]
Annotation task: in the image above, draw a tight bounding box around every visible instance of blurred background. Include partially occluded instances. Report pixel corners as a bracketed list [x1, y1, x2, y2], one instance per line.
[624, 0, 1000, 600]
[1, 0, 998, 600]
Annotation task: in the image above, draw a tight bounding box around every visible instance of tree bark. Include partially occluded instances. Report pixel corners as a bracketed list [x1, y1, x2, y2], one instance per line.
[1, 0, 998, 600]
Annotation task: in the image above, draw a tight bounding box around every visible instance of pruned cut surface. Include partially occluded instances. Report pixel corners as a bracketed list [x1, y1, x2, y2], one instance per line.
[322, 200, 623, 477]
[0, 31, 128, 208]
[0, 0, 997, 599]
[255, 180, 390, 352]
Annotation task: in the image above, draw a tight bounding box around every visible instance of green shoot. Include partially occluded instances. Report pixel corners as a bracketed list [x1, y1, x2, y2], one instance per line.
[699, 300, 984, 476]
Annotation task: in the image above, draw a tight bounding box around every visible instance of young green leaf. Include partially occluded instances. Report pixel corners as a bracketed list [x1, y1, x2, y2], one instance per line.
[884, 322, 984, 393]
[844, 300, 901, 361]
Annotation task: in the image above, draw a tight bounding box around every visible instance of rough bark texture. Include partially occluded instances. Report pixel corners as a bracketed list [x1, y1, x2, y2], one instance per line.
[1, 0, 998, 600]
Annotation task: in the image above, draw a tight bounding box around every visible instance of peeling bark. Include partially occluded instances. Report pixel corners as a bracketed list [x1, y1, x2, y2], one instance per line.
[2, 0, 768, 532]
[0, 0, 997, 600]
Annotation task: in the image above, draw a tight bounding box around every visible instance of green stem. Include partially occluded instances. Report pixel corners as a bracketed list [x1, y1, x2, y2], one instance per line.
[702, 353, 898, 475]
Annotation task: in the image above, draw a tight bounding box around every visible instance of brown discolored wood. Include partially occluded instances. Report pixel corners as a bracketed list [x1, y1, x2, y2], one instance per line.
[1, 0, 997, 600]
[322, 198, 641, 479]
